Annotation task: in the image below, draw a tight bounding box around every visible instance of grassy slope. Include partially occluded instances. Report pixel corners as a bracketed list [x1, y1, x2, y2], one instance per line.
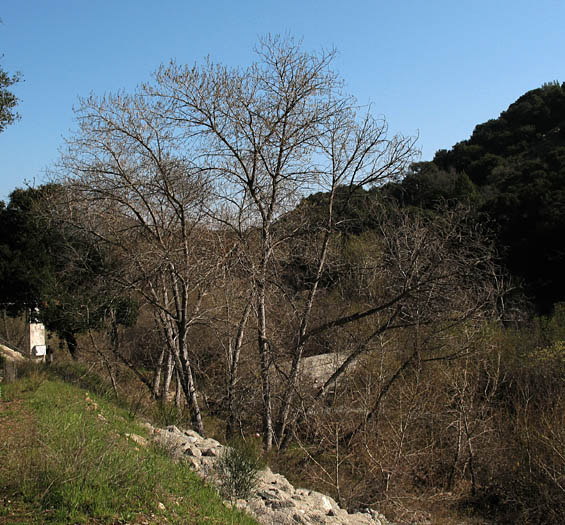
[0, 369, 257, 524]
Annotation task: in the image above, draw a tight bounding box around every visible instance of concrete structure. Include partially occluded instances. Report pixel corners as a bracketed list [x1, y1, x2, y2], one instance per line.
[27, 321, 46, 359]
[0, 342, 27, 382]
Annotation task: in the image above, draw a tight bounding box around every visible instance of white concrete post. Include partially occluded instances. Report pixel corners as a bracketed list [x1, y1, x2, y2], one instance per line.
[26, 311, 47, 361]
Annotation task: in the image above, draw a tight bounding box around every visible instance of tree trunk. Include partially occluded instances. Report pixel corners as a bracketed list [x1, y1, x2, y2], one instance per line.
[182, 353, 204, 434]
[448, 414, 463, 491]
[257, 280, 273, 450]
[276, 229, 332, 445]
[226, 301, 251, 440]
[64, 332, 78, 360]
[161, 351, 174, 401]
[151, 348, 165, 400]
[175, 367, 182, 408]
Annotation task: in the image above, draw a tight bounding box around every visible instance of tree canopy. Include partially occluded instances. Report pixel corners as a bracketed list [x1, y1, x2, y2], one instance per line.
[383, 82, 565, 313]
[0, 61, 20, 133]
[0, 185, 137, 357]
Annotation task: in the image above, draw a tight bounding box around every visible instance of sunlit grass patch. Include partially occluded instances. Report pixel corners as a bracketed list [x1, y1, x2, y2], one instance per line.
[0, 376, 256, 524]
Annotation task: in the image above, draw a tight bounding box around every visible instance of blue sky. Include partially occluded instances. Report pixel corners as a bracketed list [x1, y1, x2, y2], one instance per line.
[1, 0, 564, 201]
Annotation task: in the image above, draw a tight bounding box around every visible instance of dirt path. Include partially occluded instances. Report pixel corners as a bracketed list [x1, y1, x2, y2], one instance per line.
[0, 391, 45, 524]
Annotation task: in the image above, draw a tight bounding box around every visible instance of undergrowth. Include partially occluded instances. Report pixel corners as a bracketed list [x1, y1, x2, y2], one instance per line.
[216, 439, 265, 503]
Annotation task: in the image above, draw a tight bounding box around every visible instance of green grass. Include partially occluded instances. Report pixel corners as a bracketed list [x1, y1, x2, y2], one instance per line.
[0, 368, 257, 524]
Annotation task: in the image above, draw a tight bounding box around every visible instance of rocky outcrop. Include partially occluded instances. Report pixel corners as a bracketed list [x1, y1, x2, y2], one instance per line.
[143, 423, 391, 525]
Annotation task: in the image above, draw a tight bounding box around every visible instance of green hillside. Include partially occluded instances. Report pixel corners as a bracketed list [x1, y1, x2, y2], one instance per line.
[0, 365, 256, 524]
[395, 82, 565, 312]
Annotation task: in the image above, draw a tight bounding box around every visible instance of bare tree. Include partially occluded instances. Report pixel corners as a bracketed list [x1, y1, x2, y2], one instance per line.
[149, 35, 417, 448]
[55, 92, 222, 434]
[266, 200, 504, 456]
[57, 38, 499, 454]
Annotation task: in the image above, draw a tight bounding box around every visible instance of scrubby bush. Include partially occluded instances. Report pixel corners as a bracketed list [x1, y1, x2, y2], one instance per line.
[216, 439, 264, 502]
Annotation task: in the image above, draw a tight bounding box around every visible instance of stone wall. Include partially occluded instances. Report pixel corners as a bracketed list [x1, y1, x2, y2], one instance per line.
[142, 423, 392, 525]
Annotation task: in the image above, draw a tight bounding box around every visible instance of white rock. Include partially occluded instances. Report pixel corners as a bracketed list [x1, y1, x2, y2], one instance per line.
[202, 446, 221, 457]
[185, 456, 201, 470]
[126, 433, 149, 447]
[183, 444, 202, 457]
[321, 495, 333, 511]
[141, 422, 155, 433]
